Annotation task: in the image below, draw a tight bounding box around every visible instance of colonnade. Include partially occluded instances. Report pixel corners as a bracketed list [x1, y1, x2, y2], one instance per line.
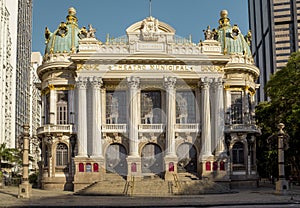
[74, 75, 226, 162]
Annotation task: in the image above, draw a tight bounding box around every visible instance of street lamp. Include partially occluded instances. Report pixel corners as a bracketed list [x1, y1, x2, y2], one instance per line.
[275, 123, 289, 195]
[18, 124, 32, 198]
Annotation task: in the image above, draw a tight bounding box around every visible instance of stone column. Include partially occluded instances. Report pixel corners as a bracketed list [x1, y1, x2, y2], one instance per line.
[200, 77, 213, 159]
[127, 76, 140, 157]
[224, 87, 231, 125]
[41, 95, 45, 125]
[89, 76, 103, 158]
[18, 124, 32, 198]
[164, 76, 177, 156]
[214, 78, 225, 156]
[68, 88, 75, 124]
[76, 77, 88, 157]
[244, 87, 250, 124]
[164, 76, 178, 181]
[126, 76, 141, 179]
[49, 85, 56, 125]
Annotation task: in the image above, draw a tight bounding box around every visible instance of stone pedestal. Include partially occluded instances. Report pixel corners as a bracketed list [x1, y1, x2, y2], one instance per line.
[164, 156, 178, 181]
[73, 157, 104, 191]
[126, 156, 142, 181]
[18, 182, 32, 198]
[276, 179, 289, 195]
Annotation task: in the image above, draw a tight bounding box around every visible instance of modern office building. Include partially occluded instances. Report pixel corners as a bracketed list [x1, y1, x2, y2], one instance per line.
[15, 0, 33, 146]
[0, 0, 18, 148]
[37, 8, 261, 193]
[248, 0, 300, 101]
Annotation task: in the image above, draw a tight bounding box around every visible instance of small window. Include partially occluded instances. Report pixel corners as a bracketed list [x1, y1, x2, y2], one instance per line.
[232, 142, 244, 164]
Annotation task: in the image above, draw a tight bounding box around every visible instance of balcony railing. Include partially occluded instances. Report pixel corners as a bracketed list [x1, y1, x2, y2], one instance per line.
[138, 124, 165, 133]
[225, 124, 261, 134]
[174, 123, 199, 133]
[102, 124, 127, 133]
[37, 124, 75, 135]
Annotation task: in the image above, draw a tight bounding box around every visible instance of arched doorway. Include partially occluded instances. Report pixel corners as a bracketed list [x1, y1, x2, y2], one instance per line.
[177, 143, 197, 173]
[105, 144, 127, 176]
[141, 143, 163, 176]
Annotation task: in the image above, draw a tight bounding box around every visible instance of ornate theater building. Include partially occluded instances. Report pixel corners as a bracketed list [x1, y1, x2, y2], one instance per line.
[37, 8, 261, 193]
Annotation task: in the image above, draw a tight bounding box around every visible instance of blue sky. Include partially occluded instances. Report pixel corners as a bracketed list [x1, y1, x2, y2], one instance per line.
[32, 0, 249, 54]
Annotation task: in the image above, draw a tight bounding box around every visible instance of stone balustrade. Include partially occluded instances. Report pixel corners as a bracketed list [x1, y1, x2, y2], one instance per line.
[101, 124, 127, 133]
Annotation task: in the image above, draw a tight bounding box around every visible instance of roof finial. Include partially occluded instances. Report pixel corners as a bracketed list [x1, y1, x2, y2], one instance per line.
[149, 0, 152, 17]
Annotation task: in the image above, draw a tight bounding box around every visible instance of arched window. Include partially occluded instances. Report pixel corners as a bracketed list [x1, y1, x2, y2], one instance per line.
[231, 91, 243, 124]
[232, 142, 244, 164]
[57, 91, 68, 124]
[56, 143, 68, 166]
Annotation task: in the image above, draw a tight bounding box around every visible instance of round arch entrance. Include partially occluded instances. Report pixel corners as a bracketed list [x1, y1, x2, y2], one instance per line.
[176, 143, 197, 173]
[141, 143, 163, 175]
[105, 144, 127, 176]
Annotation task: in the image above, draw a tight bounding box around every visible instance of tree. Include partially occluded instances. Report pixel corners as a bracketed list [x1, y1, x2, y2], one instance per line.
[0, 143, 16, 169]
[256, 52, 300, 181]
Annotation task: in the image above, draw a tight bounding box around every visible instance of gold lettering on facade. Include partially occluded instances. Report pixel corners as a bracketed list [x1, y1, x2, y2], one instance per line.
[109, 64, 193, 71]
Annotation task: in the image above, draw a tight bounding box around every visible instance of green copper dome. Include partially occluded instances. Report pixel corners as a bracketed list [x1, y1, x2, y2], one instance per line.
[44, 7, 83, 55]
[217, 10, 252, 57]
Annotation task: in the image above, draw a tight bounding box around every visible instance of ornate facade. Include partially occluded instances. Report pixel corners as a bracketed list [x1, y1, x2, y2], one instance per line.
[37, 8, 261, 191]
[0, 0, 17, 148]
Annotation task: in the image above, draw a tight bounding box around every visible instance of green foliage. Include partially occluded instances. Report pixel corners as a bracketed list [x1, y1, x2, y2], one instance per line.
[0, 143, 20, 169]
[29, 172, 38, 184]
[256, 52, 300, 180]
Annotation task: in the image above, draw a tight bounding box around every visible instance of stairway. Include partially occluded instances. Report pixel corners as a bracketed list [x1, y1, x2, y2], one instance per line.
[130, 176, 172, 196]
[75, 172, 232, 196]
[175, 172, 232, 195]
[75, 173, 126, 196]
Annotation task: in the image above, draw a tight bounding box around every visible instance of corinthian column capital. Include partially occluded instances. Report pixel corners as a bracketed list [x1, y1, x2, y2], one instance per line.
[76, 77, 88, 89]
[89, 76, 103, 89]
[199, 77, 212, 89]
[127, 76, 140, 89]
[163, 76, 177, 90]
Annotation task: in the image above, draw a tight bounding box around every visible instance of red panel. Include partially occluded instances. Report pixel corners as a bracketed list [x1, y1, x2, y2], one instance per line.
[213, 161, 218, 171]
[131, 163, 137, 172]
[169, 162, 174, 172]
[205, 161, 211, 171]
[93, 163, 99, 172]
[220, 161, 225, 171]
[79, 163, 84, 172]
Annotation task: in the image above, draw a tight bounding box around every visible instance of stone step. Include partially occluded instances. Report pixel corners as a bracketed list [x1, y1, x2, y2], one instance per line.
[75, 172, 231, 196]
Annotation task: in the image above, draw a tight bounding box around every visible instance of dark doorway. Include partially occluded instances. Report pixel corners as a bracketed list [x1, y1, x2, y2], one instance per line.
[177, 143, 197, 173]
[105, 144, 127, 176]
[141, 143, 163, 176]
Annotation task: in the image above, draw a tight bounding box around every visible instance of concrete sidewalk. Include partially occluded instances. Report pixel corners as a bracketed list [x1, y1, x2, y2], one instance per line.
[0, 183, 299, 207]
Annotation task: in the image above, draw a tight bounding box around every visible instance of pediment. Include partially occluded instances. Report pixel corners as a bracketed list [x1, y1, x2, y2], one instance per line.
[126, 16, 176, 34]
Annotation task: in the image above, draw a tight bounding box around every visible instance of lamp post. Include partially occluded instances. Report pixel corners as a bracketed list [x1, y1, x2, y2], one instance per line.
[18, 124, 32, 198]
[275, 123, 289, 195]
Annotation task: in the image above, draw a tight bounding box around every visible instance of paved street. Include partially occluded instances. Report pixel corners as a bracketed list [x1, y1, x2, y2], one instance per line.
[0, 183, 300, 207]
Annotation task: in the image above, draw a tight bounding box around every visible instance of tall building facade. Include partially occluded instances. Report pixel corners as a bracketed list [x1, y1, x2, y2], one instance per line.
[15, 0, 32, 146]
[0, 0, 18, 148]
[37, 8, 261, 193]
[29, 52, 42, 171]
[249, 0, 300, 101]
